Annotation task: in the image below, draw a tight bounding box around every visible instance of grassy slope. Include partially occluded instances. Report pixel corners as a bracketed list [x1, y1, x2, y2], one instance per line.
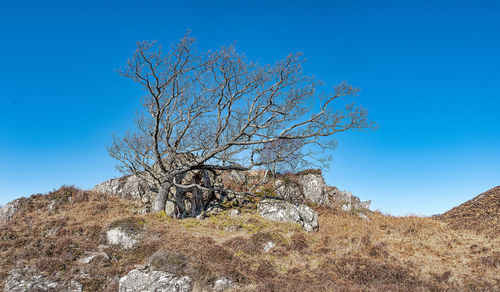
[0, 186, 499, 291]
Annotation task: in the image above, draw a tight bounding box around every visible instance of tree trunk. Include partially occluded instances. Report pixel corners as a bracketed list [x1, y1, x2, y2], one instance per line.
[152, 181, 171, 212]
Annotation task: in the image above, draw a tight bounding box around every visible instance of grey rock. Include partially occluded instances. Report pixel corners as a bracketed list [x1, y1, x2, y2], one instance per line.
[47, 200, 56, 214]
[298, 173, 328, 205]
[327, 187, 371, 214]
[0, 199, 20, 227]
[98, 244, 110, 251]
[134, 264, 149, 270]
[326, 187, 351, 208]
[229, 209, 240, 217]
[118, 269, 191, 292]
[274, 179, 304, 203]
[196, 211, 207, 220]
[94, 174, 155, 201]
[106, 228, 139, 249]
[164, 200, 177, 217]
[263, 241, 276, 252]
[213, 277, 237, 291]
[357, 213, 371, 222]
[258, 199, 318, 232]
[77, 251, 110, 264]
[227, 170, 247, 185]
[5, 266, 82, 292]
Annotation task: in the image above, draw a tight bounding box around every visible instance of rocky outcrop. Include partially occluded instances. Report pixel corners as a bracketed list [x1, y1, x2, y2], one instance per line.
[94, 168, 371, 223]
[326, 187, 371, 213]
[298, 172, 328, 205]
[5, 266, 82, 292]
[94, 174, 155, 202]
[0, 199, 20, 227]
[118, 269, 191, 292]
[106, 227, 139, 249]
[257, 199, 318, 232]
[274, 179, 304, 203]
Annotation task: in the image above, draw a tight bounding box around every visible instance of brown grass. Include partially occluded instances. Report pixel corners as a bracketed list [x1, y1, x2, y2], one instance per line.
[1, 186, 499, 291]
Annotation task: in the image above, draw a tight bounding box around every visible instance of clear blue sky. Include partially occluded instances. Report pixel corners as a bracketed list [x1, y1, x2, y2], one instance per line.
[1, 0, 499, 216]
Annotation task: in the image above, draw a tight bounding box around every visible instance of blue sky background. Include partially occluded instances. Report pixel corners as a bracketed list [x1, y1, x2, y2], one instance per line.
[1, 0, 499, 215]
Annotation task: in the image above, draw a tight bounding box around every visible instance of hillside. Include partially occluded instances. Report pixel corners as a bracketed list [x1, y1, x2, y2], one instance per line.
[438, 186, 500, 237]
[1, 185, 499, 291]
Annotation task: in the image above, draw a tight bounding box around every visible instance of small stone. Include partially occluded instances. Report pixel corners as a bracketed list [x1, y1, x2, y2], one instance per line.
[141, 195, 150, 204]
[77, 251, 110, 264]
[196, 211, 206, 220]
[134, 264, 148, 270]
[263, 241, 275, 252]
[358, 213, 371, 222]
[47, 200, 56, 214]
[229, 209, 240, 217]
[213, 277, 237, 291]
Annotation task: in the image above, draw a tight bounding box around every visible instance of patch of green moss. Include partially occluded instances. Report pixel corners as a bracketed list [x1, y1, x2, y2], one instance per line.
[241, 223, 262, 233]
[180, 218, 200, 229]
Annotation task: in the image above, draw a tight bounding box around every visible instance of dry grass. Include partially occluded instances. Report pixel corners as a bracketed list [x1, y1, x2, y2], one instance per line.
[1, 186, 499, 291]
[438, 186, 500, 238]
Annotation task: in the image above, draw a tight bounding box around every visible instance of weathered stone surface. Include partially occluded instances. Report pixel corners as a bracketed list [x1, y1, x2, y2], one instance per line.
[227, 170, 247, 185]
[94, 174, 155, 201]
[357, 213, 371, 222]
[164, 200, 177, 217]
[5, 266, 82, 292]
[106, 228, 138, 249]
[213, 277, 238, 291]
[0, 199, 20, 227]
[274, 179, 304, 203]
[298, 173, 328, 205]
[263, 241, 276, 252]
[258, 199, 318, 232]
[118, 269, 191, 292]
[327, 187, 371, 214]
[229, 209, 240, 217]
[77, 251, 110, 264]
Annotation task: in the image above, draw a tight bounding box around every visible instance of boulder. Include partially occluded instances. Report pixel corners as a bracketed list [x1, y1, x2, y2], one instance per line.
[0, 199, 20, 227]
[257, 199, 318, 232]
[297, 173, 329, 205]
[106, 227, 139, 249]
[94, 174, 155, 201]
[227, 170, 247, 185]
[274, 179, 304, 203]
[118, 269, 191, 292]
[5, 266, 82, 292]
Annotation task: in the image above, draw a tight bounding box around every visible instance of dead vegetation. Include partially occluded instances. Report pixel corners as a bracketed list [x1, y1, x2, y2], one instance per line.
[438, 186, 500, 238]
[1, 186, 499, 291]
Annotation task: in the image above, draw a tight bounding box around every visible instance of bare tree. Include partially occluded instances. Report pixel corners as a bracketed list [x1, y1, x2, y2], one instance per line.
[108, 33, 375, 217]
[256, 137, 307, 177]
